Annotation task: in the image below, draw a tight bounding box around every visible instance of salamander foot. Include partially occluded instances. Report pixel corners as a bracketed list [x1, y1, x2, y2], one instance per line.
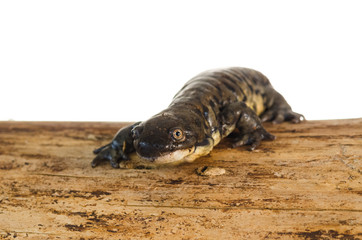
[232, 127, 276, 150]
[92, 144, 128, 168]
[261, 108, 305, 124]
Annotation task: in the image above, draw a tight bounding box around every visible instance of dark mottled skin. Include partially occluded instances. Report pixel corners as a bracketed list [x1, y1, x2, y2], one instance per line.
[92, 67, 304, 168]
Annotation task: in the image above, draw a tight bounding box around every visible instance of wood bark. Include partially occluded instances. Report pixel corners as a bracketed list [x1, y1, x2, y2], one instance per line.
[0, 119, 361, 239]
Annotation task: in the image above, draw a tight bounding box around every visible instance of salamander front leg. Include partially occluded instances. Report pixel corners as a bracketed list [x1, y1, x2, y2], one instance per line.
[91, 122, 140, 168]
[221, 102, 275, 150]
[232, 127, 275, 150]
[92, 143, 126, 168]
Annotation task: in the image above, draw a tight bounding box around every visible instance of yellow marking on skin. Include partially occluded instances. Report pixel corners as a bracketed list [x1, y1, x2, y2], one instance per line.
[122, 141, 126, 152]
[221, 124, 236, 138]
[132, 146, 196, 165]
[153, 139, 214, 164]
[121, 143, 211, 168]
[184, 139, 214, 162]
[129, 138, 215, 166]
[245, 90, 266, 116]
[212, 131, 221, 145]
[253, 93, 265, 116]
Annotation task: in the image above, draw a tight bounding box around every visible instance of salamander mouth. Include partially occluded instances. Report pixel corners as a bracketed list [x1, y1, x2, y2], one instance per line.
[136, 147, 196, 164]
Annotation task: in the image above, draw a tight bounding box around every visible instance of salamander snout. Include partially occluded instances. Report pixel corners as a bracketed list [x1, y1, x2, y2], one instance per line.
[134, 139, 165, 160]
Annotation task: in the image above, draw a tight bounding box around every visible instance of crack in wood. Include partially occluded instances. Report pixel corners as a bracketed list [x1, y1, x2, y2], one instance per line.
[104, 204, 362, 212]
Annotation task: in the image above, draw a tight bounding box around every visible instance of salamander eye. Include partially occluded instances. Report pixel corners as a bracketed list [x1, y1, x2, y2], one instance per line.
[171, 128, 185, 141]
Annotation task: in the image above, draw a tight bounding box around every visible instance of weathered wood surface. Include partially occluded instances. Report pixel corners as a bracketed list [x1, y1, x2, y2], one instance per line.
[0, 119, 361, 240]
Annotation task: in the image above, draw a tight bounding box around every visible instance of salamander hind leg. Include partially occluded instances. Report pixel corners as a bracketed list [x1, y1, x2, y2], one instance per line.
[221, 102, 275, 151]
[261, 88, 305, 124]
[261, 106, 304, 124]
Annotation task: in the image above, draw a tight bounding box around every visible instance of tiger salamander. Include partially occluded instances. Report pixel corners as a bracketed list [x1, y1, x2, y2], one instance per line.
[92, 67, 304, 168]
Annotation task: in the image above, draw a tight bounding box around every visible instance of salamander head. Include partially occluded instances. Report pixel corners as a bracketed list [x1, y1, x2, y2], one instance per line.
[131, 112, 204, 164]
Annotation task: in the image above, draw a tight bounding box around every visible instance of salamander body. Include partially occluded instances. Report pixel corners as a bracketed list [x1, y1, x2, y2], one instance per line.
[92, 67, 304, 168]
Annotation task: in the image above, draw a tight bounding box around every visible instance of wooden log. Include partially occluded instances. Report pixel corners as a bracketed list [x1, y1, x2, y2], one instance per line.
[0, 119, 361, 239]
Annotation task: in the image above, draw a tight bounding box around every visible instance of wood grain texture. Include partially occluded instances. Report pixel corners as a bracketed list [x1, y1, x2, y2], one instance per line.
[0, 119, 361, 239]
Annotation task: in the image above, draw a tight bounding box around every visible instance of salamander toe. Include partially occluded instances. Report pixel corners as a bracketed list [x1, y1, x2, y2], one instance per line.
[285, 111, 305, 123]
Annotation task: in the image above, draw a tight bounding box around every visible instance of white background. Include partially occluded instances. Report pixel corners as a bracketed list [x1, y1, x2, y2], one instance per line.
[1, 0, 361, 122]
